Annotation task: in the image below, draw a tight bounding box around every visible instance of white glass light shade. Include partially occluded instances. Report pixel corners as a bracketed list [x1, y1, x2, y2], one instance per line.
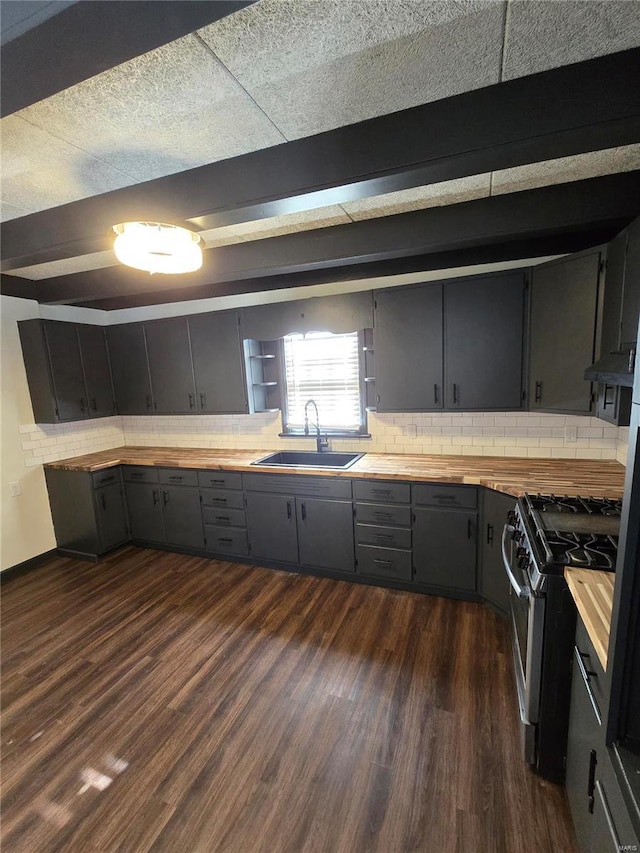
[112, 222, 203, 274]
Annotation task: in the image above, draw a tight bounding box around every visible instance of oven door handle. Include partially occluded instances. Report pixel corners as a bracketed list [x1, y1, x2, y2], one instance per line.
[502, 524, 531, 599]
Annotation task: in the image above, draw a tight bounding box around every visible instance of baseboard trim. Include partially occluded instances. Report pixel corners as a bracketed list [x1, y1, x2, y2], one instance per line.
[0, 549, 58, 583]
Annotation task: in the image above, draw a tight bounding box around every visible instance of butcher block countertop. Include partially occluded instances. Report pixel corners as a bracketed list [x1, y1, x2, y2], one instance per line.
[565, 568, 616, 669]
[45, 447, 626, 499]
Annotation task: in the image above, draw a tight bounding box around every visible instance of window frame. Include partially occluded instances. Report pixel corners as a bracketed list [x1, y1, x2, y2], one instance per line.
[279, 329, 370, 438]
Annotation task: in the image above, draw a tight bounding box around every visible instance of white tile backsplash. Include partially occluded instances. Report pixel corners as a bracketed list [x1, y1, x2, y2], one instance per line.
[19, 411, 629, 467]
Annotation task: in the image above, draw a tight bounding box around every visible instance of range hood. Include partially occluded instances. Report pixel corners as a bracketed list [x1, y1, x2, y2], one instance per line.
[585, 349, 636, 387]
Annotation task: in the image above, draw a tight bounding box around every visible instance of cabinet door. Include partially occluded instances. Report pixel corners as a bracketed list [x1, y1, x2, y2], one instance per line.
[621, 215, 640, 346]
[77, 325, 114, 418]
[124, 482, 165, 542]
[413, 507, 477, 590]
[297, 498, 354, 573]
[600, 231, 627, 356]
[145, 318, 196, 414]
[95, 482, 129, 552]
[107, 324, 154, 415]
[481, 490, 515, 613]
[374, 284, 443, 411]
[189, 311, 248, 414]
[445, 272, 525, 410]
[590, 749, 640, 853]
[245, 492, 298, 564]
[43, 321, 87, 420]
[565, 648, 600, 853]
[529, 253, 600, 413]
[161, 485, 204, 549]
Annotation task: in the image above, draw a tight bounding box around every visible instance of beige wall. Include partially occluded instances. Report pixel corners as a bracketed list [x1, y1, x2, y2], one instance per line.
[1, 296, 56, 570]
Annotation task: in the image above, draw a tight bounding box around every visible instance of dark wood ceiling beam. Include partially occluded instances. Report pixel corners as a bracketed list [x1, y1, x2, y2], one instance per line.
[1, 1, 256, 117]
[34, 172, 640, 306]
[2, 48, 639, 270]
[73, 229, 623, 312]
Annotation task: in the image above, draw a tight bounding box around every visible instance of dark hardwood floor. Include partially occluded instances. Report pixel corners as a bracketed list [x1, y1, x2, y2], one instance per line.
[1, 547, 577, 853]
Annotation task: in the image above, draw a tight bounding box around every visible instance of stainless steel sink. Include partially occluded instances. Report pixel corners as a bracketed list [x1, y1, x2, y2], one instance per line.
[251, 450, 364, 469]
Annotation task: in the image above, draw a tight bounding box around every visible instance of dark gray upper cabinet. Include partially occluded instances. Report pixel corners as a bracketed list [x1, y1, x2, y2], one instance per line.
[245, 492, 299, 564]
[107, 323, 154, 415]
[43, 321, 87, 421]
[77, 324, 114, 418]
[445, 272, 525, 410]
[374, 284, 443, 411]
[621, 215, 640, 348]
[529, 251, 601, 414]
[480, 489, 515, 614]
[189, 311, 248, 414]
[144, 317, 196, 414]
[413, 506, 477, 591]
[297, 497, 354, 573]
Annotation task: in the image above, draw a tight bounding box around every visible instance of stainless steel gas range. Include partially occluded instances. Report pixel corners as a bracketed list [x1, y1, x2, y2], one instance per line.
[502, 493, 622, 782]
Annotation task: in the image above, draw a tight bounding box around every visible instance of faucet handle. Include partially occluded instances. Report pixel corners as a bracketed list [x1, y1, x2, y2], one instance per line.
[317, 434, 330, 453]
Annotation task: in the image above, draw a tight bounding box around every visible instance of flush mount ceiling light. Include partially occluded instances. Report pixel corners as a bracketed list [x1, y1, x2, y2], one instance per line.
[112, 222, 204, 274]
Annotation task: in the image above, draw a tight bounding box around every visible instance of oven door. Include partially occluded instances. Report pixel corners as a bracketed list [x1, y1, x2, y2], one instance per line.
[502, 524, 546, 763]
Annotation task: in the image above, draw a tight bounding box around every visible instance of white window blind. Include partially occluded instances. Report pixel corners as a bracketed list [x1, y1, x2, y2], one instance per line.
[283, 331, 363, 432]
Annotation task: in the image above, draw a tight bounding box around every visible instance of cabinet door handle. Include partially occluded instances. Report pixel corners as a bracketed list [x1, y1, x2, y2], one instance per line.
[146, 395, 153, 411]
[452, 384, 459, 405]
[301, 502, 307, 521]
[189, 393, 195, 410]
[152, 489, 159, 505]
[434, 384, 439, 405]
[588, 749, 597, 814]
[534, 381, 542, 404]
[467, 518, 473, 539]
[286, 501, 292, 520]
[486, 523, 494, 545]
[91, 397, 98, 412]
[200, 393, 206, 410]
[162, 490, 169, 506]
[100, 492, 107, 510]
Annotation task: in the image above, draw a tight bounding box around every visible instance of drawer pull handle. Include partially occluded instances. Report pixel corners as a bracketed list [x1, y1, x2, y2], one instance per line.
[130, 472, 143, 478]
[210, 497, 228, 504]
[373, 511, 392, 518]
[373, 559, 393, 566]
[218, 538, 233, 544]
[579, 652, 598, 678]
[375, 534, 393, 541]
[435, 494, 457, 501]
[372, 489, 391, 495]
[168, 475, 183, 481]
[209, 479, 225, 485]
[98, 475, 115, 484]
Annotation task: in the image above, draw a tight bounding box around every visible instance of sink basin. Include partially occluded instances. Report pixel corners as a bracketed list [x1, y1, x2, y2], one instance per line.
[251, 450, 364, 469]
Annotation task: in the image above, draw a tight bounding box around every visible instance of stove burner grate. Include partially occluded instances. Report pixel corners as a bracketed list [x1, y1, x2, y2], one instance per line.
[539, 530, 618, 570]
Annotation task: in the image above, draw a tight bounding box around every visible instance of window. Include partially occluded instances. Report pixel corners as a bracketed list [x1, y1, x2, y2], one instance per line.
[282, 331, 365, 434]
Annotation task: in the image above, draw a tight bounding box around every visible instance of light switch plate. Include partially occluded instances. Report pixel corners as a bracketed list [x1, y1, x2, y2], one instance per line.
[564, 425, 578, 443]
[9, 481, 21, 496]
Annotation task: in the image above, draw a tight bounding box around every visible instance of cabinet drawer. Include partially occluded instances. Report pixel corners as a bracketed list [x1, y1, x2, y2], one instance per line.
[356, 545, 412, 581]
[158, 468, 199, 487]
[201, 488, 244, 510]
[412, 484, 477, 509]
[575, 616, 606, 718]
[356, 524, 411, 550]
[202, 506, 246, 528]
[122, 466, 158, 484]
[205, 525, 248, 556]
[92, 469, 121, 488]
[243, 473, 351, 499]
[197, 470, 243, 490]
[355, 502, 411, 528]
[354, 480, 410, 504]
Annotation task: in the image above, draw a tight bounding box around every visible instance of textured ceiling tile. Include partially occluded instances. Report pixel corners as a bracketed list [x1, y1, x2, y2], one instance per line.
[15, 34, 286, 184]
[227, 205, 352, 240]
[491, 144, 640, 195]
[200, 0, 505, 138]
[0, 115, 139, 217]
[0, 200, 30, 222]
[343, 175, 492, 220]
[8, 251, 119, 281]
[502, 0, 640, 80]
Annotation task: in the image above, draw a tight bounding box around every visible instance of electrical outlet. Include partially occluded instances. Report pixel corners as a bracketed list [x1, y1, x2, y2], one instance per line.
[564, 425, 578, 443]
[403, 424, 418, 438]
[9, 481, 21, 497]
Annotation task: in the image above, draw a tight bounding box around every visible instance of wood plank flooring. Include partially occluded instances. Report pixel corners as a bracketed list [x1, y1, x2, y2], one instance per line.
[1, 548, 578, 853]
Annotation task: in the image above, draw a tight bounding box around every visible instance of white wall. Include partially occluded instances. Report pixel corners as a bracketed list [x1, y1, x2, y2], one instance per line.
[1, 296, 56, 570]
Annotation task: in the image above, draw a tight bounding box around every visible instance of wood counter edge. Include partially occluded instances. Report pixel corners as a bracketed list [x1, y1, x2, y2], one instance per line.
[564, 567, 615, 670]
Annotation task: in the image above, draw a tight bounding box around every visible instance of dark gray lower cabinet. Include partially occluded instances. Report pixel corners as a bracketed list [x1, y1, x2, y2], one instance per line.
[161, 485, 204, 549]
[591, 751, 640, 853]
[413, 507, 477, 591]
[297, 498, 354, 573]
[95, 482, 129, 551]
[124, 481, 165, 542]
[245, 492, 299, 563]
[481, 489, 516, 613]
